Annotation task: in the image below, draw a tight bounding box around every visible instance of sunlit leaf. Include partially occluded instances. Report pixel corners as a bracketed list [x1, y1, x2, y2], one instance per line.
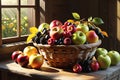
[67, 19, 75, 23]
[101, 31, 108, 37]
[27, 33, 36, 43]
[88, 16, 92, 21]
[30, 27, 38, 34]
[72, 12, 80, 20]
[92, 17, 104, 25]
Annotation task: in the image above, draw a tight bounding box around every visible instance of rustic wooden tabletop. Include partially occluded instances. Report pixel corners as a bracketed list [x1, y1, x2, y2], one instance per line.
[0, 60, 120, 80]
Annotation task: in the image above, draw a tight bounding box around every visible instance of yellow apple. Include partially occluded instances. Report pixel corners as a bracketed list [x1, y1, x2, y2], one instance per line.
[29, 54, 44, 69]
[23, 46, 38, 57]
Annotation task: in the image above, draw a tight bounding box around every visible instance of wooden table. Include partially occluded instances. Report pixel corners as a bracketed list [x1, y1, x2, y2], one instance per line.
[0, 60, 120, 80]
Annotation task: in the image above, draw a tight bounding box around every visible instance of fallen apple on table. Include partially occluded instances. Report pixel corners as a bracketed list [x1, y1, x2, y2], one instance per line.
[29, 54, 44, 69]
[17, 53, 29, 67]
[11, 51, 23, 63]
[107, 50, 120, 66]
[97, 54, 111, 69]
[73, 64, 82, 73]
[90, 60, 100, 71]
[95, 47, 108, 59]
[23, 46, 38, 57]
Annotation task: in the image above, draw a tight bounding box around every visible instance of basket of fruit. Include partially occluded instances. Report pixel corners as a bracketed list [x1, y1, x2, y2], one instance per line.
[27, 13, 108, 68]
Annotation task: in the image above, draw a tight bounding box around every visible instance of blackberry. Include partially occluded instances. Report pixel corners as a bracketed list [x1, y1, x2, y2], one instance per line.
[40, 36, 46, 44]
[94, 27, 101, 34]
[34, 36, 40, 44]
[98, 33, 104, 39]
[44, 34, 50, 40]
[36, 32, 41, 37]
[42, 28, 48, 35]
[81, 59, 92, 72]
[88, 25, 95, 30]
[32, 36, 36, 42]
[84, 65, 92, 73]
[55, 37, 64, 45]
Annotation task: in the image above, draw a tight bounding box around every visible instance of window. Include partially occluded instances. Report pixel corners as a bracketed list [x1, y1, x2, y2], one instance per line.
[0, 0, 43, 44]
[117, 0, 120, 41]
[0, 0, 45, 54]
[1, 0, 37, 44]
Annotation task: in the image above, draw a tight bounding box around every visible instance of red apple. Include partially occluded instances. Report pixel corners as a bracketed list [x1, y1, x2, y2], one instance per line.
[62, 31, 72, 38]
[50, 20, 63, 28]
[11, 51, 22, 63]
[86, 30, 99, 43]
[90, 60, 100, 71]
[67, 24, 76, 33]
[63, 37, 72, 45]
[61, 24, 67, 31]
[73, 64, 82, 73]
[50, 27, 63, 39]
[47, 38, 55, 45]
[64, 21, 72, 26]
[17, 53, 29, 67]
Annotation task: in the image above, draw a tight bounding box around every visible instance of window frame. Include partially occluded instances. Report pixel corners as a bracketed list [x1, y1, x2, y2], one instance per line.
[0, 0, 40, 44]
[117, 0, 120, 41]
[0, 0, 41, 55]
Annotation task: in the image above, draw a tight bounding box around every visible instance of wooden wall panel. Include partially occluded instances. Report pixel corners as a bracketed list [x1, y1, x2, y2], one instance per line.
[45, 0, 120, 52]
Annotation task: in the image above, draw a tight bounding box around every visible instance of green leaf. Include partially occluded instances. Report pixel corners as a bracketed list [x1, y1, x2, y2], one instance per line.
[92, 17, 104, 25]
[72, 12, 80, 20]
[88, 16, 92, 21]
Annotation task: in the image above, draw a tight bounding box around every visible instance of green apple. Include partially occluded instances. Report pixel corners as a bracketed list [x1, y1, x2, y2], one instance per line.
[72, 31, 86, 45]
[97, 54, 111, 69]
[29, 54, 44, 69]
[76, 24, 89, 33]
[38, 23, 50, 32]
[95, 48, 108, 59]
[107, 50, 120, 66]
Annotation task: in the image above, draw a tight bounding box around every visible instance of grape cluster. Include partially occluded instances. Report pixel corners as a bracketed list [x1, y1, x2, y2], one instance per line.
[32, 28, 73, 45]
[32, 28, 50, 44]
[78, 58, 92, 72]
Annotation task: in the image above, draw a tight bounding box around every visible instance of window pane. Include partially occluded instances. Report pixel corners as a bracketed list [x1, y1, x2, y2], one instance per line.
[1, 0, 18, 5]
[2, 8, 18, 38]
[40, 0, 45, 23]
[21, 8, 35, 36]
[21, 0, 35, 5]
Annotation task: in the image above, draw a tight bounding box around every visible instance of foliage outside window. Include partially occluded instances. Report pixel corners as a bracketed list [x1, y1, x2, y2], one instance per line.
[0, 0, 41, 44]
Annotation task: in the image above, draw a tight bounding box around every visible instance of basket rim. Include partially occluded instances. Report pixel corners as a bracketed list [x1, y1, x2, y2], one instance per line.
[33, 40, 101, 49]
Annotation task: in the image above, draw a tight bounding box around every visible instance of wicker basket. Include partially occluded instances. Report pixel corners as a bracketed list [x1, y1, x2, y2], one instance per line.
[33, 40, 101, 68]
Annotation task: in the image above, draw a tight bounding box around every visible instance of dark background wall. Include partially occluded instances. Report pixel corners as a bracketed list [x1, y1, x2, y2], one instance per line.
[45, 0, 120, 52]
